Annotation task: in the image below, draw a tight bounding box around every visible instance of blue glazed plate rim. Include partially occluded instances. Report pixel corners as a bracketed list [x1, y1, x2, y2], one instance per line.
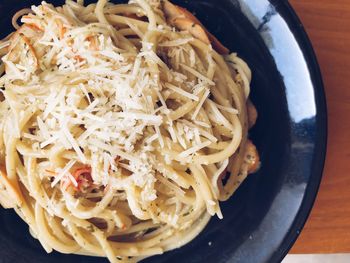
[270, 0, 327, 261]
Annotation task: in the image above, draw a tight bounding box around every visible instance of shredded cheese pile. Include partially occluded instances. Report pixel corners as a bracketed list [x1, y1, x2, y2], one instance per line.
[3, 2, 220, 203]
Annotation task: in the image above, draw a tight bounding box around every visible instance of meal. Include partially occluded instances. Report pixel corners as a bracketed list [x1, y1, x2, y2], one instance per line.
[0, 0, 259, 262]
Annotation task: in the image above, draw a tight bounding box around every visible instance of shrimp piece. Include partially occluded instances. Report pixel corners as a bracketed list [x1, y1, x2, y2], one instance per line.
[171, 17, 210, 45]
[0, 167, 23, 209]
[61, 166, 92, 192]
[219, 139, 260, 186]
[6, 25, 40, 71]
[247, 100, 258, 128]
[163, 1, 229, 54]
[244, 140, 260, 173]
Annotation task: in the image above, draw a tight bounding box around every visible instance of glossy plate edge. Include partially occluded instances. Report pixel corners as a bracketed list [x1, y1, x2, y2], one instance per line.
[270, 1, 327, 261]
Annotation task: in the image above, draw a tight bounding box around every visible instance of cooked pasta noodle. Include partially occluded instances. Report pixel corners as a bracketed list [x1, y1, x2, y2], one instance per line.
[0, 0, 259, 262]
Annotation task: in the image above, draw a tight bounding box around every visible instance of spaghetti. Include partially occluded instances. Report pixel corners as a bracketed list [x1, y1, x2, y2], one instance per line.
[0, 0, 259, 262]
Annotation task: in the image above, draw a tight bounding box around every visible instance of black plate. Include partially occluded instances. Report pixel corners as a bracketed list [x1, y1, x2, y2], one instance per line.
[0, 0, 327, 262]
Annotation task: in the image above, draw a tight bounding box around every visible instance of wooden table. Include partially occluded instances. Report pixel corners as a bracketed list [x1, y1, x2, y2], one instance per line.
[289, 0, 350, 254]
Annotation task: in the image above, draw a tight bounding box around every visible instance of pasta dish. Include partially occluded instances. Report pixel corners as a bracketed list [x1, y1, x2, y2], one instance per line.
[0, 0, 259, 262]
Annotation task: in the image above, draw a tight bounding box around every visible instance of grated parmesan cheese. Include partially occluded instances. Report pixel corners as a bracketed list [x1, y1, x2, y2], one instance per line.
[0, 0, 242, 211]
[51, 160, 76, 188]
[192, 89, 210, 120]
[178, 140, 211, 159]
[164, 82, 199, 101]
[180, 63, 215, 85]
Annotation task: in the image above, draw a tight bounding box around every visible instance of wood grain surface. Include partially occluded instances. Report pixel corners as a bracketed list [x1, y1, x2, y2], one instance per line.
[289, 0, 350, 254]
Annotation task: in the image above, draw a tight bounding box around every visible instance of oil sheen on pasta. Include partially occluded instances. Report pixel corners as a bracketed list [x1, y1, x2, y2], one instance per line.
[0, 0, 259, 262]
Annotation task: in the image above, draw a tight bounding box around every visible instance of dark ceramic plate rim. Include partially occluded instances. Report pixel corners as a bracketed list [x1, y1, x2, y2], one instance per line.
[268, 1, 327, 261]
